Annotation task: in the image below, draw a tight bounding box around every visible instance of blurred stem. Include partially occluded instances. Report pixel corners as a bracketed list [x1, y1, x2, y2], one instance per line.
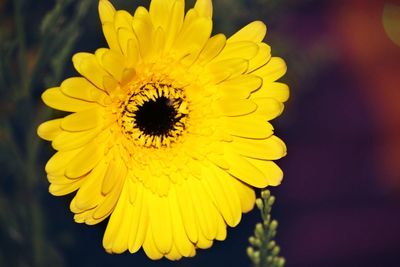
[13, 0, 28, 96]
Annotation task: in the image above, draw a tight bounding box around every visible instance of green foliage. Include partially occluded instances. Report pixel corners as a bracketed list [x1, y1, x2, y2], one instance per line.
[247, 190, 285, 267]
[0, 1, 94, 266]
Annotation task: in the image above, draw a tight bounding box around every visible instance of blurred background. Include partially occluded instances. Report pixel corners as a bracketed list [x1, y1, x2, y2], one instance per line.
[1, 0, 400, 266]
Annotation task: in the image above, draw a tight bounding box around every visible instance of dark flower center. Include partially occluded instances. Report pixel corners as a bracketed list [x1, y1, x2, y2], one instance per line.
[134, 96, 180, 136]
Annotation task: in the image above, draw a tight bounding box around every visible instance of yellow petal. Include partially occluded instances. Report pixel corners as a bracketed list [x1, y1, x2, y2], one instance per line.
[93, 173, 124, 219]
[42, 87, 95, 112]
[248, 43, 271, 72]
[232, 135, 287, 160]
[224, 116, 274, 139]
[114, 10, 132, 30]
[251, 82, 290, 102]
[216, 41, 259, 61]
[128, 184, 149, 253]
[194, 0, 213, 18]
[253, 98, 284, 121]
[132, 7, 154, 61]
[165, 245, 183, 261]
[228, 21, 267, 43]
[52, 127, 102, 151]
[246, 158, 283, 186]
[202, 163, 241, 227]
[168, 186, 195, 257]
[45, 148, 82, 176]
[37, 119, 62, 141]
[65, 138, 105, 178]
[188, 177, 218, 240]
[174, 17, 212, 60]
[149, 0, 174, 30]
[251, 57, 287, 83]
[102, 154, 127, 195]
[206, 58, 249, 81]
[175, 181, 198, 243]
[72, 52, 111, 90]
[143, 225, 163, 260]
[98, 0, 115, 24]
[196, 33, 226, 65]
[164, 0, 185, 50]
[224, 149, 268, 188]
[60, 77, 108, 103]
[148, 193, 173, 254]
[231, 178, 255, 213]
[100, 49, 125, 81]
[117, 27, 137, 59]
[49, 178, 85, 196]
[215, 98, 257, 117]
[103, 182, 131, 253]
[102, 22, 121, 52]
[218, 74, 262, 99]
[61, 107, 103, 132]
[74, 158, 108, 211]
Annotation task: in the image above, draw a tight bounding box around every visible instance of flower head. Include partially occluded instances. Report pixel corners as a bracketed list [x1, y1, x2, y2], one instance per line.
[37, 0, 288, 260]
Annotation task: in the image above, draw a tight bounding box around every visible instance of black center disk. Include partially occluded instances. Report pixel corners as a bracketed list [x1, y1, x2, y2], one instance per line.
[134, 96, 178, 136]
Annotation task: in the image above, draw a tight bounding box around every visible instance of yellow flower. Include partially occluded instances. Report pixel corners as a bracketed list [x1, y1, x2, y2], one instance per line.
[37, 0, 288, 260]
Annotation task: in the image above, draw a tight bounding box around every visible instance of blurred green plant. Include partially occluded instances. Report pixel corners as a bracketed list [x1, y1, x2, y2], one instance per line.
[247, 190, 285, 267]
[0, 0, 94, 266]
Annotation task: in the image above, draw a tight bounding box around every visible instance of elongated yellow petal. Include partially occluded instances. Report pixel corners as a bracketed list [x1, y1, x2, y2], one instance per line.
[175, 181, 198, 243]
[52, 127, 102, 151]
[72, 52, 112, 90]
[228, 21, 267, 43]
[216, 41, 259, 61]
[128, 184, 149, 253]
[215, 98, 257, 117]
[149, 0, 174, 30]
[98, 0, 115, 24]
[164, 0, 184, 50]
[253, 98, 284, 121]
[65, 138, 105, 178]
[206, 58, 249, 81]
[100, 49, 125, 81]
[232, 135, 287, 160]
[202, 163, 241, 226]
[93, 173, 124, 219]
[143, 224, 163, 260]
[102, 154, 127, 195]
[248, 43, 271, 72]
[114, 10, 132, 30]
[174, 17, 212, 59]
[251, 82, 290, 102]
[196, 33, 226, 65]
[231, 178, 255, 213]
[42, 88, 96, 112]
[246, 158, 283, 186]
[132, 7, 154, 60]
[49, 178, 85, 196]
[60, 77, 107, 103]
[103, 182, 131, 253]
[37, 119, 62, 141]
[224, 149, 269, 188]
[194, 0, 213, 18]
[148, 192, 173, 254]
[45, 148, 82, 176]
[61, 107, 103, 132]
[218, 74, 262, 99]
[251, 57, 287, 83]
[74, 157, 108, 211]
[224, 115, 274, 139]
[168, 186, 195, 257]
